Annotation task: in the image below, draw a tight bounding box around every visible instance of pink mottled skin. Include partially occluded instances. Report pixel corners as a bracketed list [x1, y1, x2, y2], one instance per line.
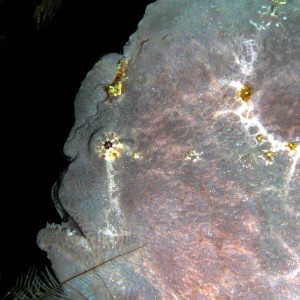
[38, 1, 300, 299]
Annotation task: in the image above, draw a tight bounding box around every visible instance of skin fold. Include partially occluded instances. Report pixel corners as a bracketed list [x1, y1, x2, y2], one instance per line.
[37, 0, 300, 299]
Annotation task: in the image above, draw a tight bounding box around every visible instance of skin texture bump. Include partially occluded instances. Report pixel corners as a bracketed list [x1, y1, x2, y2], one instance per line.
[37, 0, 300, 299]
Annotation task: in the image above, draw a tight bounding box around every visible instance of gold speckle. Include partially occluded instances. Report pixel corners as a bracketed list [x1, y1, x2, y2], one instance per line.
[270, 0, 288, 17]
[286, 141, 297, 151]
[256, 134, 264, 142]
[242, 110, 250, 118]
[238, 85, 253, 103]
[263, 150, 276, 162]
[115, 59, 128, 81]
[185, 149, 202, 161]
[131, 152, 143, 159]
[272, 0, 287, 5]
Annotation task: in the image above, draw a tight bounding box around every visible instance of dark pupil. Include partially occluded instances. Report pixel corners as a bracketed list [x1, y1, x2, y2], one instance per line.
[104, 141, 113, 149]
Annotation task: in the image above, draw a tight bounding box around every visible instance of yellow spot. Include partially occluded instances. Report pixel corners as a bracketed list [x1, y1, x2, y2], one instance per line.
[256, 134, 264, 142]
[105, 59, 128, 97]
[106, 81, 123, 96]
[185, 149, 201, 161]
[272, 0, 287, 5]
[286, 141, 297, 151]
[186, 149, 196, 159]
[263, 150, 276, 162]
[242, 110, 250, 118]
[131, 152, 142, 159]
[238, 85, 253, 103]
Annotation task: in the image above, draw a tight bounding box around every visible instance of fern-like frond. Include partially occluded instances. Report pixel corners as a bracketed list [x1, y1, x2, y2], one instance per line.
[3, 266, 69, 300]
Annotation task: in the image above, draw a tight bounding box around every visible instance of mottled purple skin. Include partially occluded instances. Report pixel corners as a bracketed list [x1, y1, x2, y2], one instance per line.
[37, 0, 300, 299]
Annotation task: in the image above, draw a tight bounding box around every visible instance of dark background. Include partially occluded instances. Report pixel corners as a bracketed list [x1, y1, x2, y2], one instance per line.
[0, 0, 154, 297]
